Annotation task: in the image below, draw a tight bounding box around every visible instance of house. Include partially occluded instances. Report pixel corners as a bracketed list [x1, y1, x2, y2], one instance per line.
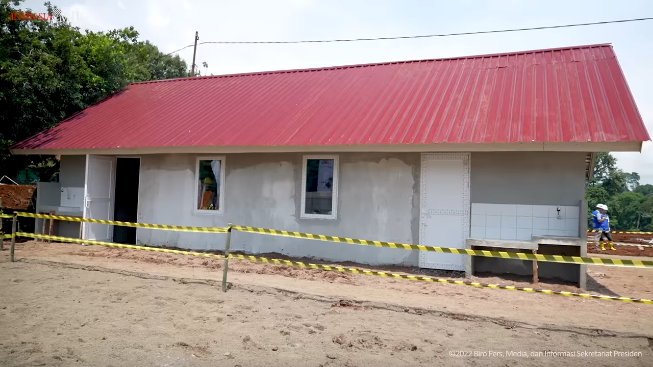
[10, 44, 650, 284]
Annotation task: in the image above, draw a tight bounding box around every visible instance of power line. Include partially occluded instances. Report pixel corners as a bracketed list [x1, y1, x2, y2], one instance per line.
[165, 16, 653, 55]
[166, 44, 194, 55]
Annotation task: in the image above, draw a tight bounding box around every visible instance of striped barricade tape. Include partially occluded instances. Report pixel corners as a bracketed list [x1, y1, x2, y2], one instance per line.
[588, 229, 653, 235]
[16, 212, 229, 234]
[2, 233, 14, 239]
[232, 225, 653, 269]
[17, 232, 226, 259]
[15, 232, 653, 305]
[0, 214, 14, 219]
[227, 254, 653, 305]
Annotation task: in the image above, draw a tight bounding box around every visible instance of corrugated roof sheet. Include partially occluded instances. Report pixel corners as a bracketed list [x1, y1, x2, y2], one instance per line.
[11, 43, 650, 151]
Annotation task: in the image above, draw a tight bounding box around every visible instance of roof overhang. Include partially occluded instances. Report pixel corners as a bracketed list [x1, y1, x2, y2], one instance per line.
[9, 141, 644, 156]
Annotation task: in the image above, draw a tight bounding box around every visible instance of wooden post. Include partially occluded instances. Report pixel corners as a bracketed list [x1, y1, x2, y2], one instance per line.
[10, 215, 17, 262]
[532, 250, 538, 284]
[221, 224, 232, 292]
[48, 216, 54, 242]
[41, 215, 47, 242]
[190, 31, 199, 77]
[0, 198, 4, 251]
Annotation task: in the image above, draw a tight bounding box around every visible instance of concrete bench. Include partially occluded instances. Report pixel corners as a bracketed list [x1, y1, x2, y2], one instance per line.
[465, 238, 540, 284]
[465, 236, 586, 289]
[531, 236, 586, 290]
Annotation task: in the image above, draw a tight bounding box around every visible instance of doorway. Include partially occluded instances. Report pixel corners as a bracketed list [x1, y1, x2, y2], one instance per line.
[418, 153, 470, 271]
[113, 158, 140, 244]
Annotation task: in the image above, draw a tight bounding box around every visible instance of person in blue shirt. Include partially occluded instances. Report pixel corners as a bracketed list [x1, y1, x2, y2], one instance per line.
[591, 204, 614, 251]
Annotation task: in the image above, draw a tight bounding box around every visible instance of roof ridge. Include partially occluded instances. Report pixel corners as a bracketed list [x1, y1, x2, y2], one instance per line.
[133, 43, 613, 85]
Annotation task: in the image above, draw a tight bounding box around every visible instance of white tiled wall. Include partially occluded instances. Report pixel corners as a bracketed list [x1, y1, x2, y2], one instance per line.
[470, 204, 580, 241]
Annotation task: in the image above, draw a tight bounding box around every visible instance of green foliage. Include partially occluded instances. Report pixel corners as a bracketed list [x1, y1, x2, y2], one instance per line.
[585, 152, 652, 230]
[1, 0, 188, 182]
[590, 152, 618, 183]
[634, 184, 653, 196]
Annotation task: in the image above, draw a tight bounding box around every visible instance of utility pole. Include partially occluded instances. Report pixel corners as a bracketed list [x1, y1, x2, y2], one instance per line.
[190, 31, 199, 77]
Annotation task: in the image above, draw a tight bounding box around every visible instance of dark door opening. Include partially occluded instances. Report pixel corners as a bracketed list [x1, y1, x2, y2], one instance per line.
[113, 158, 140, 244]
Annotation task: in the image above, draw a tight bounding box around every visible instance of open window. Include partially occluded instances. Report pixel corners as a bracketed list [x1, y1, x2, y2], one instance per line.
[194, 156, 225, 214]
[301, 155, 338, 219]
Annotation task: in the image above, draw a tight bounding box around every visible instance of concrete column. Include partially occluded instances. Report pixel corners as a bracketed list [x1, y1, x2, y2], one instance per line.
[578, 199, 588, 290]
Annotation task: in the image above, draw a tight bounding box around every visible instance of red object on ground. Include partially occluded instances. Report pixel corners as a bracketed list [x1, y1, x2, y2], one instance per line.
[11, 44, 649, 151]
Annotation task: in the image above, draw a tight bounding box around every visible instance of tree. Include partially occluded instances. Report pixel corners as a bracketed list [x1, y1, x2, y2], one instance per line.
[592, 152, 618, 183]
[585, 152, 653, 230]
[586, 186, 610, 210]
[640, 196, 653, 231]
[602, 170, 628, 197]
[634, 184, 653, 196]
[1, 0, 188, 182]
[624, 172, 640, 190]
[608, 192, 646, 230]
[588, 152, 627, 196]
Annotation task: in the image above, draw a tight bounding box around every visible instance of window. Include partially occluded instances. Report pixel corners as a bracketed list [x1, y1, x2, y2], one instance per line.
[194, 156, 225, 214]
[301, 155, 338, 219]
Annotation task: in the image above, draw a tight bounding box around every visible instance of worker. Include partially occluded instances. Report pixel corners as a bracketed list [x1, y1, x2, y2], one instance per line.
[591, 204, 615, 251]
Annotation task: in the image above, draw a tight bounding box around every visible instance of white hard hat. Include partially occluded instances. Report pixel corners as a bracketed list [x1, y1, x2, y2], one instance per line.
[597, 204, 608, 210]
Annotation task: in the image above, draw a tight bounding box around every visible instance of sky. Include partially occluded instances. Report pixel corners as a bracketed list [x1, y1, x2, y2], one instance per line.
[19, 0, 653, 184]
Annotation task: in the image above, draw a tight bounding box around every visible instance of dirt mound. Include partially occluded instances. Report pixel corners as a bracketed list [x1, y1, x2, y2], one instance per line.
[0, 184, 36, 210]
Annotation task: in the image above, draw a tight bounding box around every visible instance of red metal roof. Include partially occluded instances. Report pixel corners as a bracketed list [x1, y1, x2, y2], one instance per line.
[11, 43, 649, 151]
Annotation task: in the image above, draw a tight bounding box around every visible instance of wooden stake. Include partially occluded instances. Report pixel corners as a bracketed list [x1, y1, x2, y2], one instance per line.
[221, 224, 232, 292]
[0, 198, 4, 251]
[532, 250, 538, 284]
[10, 215, 17, 262]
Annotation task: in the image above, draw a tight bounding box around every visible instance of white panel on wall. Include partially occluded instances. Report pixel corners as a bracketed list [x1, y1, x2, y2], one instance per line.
[471, 226, 486, 238]
[486, 227, 501, 240]
[501, 227, 517, 240]
[470, 203, 580, 241]
[517, 216, 532, 229]
[516, 205, 533, 217]
[565, 206, 580, 219]
[501, 216, 517, 228]
[486, 215, 501, 227]
[532, 205, 549, 218]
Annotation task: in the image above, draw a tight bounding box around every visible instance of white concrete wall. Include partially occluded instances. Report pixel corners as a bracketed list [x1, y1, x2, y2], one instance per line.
[470, 152, 587, 205]
[136, 153, 421, 266]
[38, 156, 86, 238]
[60, 155, 86, 188]
[119, 151, 588, 268]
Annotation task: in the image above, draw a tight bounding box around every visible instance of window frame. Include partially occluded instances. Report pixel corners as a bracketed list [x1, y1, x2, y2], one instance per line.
[193, 155, 226, 215]
[300, 154, 339, 220]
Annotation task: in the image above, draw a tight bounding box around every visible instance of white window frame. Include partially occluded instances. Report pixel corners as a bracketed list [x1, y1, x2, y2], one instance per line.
[300, 154, 339, 220]
[193, 156, 226, 215]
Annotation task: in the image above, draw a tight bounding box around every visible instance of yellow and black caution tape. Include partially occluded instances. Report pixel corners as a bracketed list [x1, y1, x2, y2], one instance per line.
[228, 254, 653, 305]
[16, 212, 229, 234]
[17, 232, 226, 259]
[16, 232, 653, 305]
[588, 229, 653, 235]
[2, 233, 14, 239]
[233, 225, 653, 269]
[0, 214, 14, 219]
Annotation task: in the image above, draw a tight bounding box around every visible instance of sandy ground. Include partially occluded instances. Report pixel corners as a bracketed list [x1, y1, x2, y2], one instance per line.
[587, 242, 653, 257]
[586, 232, 653, 257]
[1, 240, 653, 366]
